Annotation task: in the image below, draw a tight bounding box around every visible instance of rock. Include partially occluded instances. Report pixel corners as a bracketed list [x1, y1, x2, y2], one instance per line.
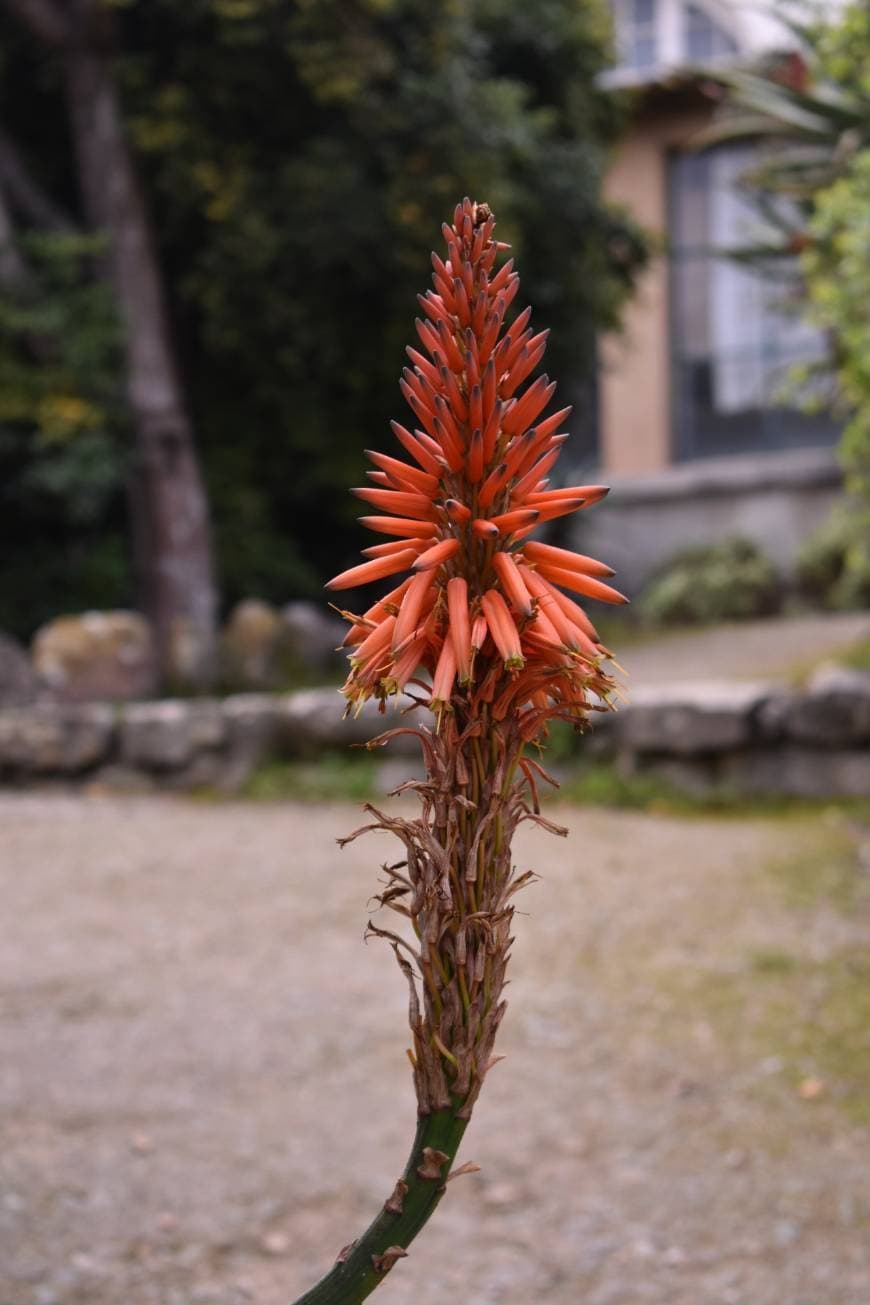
[259, 1231, 290, 1257]
[719, 747, 870, 799]
[785, 664, 870, 745]
[280, 602, 345, 676]
[221, 600, 284, 691]
[581, 709, 619, 755]
[219, 695, 281, 790]
[0, 632, 37, 706]
[755, 692, 796, 743]
[166, 616, 216, 694]
[120, 700, 225, 771]
[165, 752, 227, 792]
[637, 756, 718, 797]
[87, 764, 156, 795]
[808, 663, 870, 695]
[373, 755, 427, 795]
[275, 688, 419, 754]
[222, 599, 346, 689]
[0, 704, 114, 774]
[616, 681, 777, 755]
[32, 611, 157, 702]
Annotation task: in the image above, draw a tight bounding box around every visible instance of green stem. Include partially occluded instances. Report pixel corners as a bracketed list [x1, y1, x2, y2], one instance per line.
[291, 1104, 469, 1304]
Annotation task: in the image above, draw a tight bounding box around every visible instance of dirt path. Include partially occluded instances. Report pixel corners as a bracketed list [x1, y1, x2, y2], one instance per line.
[1, 793, 868, 1305]
[622, 610, 870, 686]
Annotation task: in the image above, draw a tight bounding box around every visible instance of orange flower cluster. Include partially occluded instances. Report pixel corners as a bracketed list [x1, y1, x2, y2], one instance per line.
[328, 198, 625, 740]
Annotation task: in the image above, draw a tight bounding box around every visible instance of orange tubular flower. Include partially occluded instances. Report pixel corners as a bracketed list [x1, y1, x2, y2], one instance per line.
[446, 576, 473, 685]
[307, 200, 625, 1305]
[327, 197, 621, 734]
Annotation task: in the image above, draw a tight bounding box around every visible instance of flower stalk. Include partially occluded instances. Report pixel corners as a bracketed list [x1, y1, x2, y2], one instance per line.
[296, 198, 623, 1303]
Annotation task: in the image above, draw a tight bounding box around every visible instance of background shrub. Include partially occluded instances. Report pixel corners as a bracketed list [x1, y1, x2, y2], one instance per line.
[638, 537, 780, 626]
[797, 510, 870, 610]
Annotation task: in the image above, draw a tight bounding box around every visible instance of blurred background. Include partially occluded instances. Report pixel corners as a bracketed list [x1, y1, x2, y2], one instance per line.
[1, 3, 869, 1304]
[0, 0, 864, 701]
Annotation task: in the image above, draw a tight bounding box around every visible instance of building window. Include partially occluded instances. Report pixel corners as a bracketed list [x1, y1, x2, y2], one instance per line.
[668, 145, 836, 460]
[614, 0, 658, 71]
[685, 3, 738, 61]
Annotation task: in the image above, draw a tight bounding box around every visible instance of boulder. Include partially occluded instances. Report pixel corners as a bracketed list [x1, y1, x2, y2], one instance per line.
[635, 756, 718, 797]
[275, 688, 420, 754]
[120, 700, 225, 771]
[221, 599, 346, 690]
[615, 681, 777, 756]
[221, 599, 284, 690]
[219, 694, 282, 790]
[0, 632, 37, 706]
[760, 666, 870, 747]
[87, 763, 156, 794]
[0, 703, 114, 774]
[788, 664, 870, 746]
[719, 747, 870, 800]
[32, 611, 157, 702]
[164, 752, 229, 792]
[280, 601, 345, 676]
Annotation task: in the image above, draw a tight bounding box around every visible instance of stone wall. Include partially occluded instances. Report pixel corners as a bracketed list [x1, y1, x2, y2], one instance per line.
[572, 448, 842, 595]
[1, 600, 346, 708]
[0, 690, 419, 792]
[0, 666, 867, 799]
[586, 666, 870, 799]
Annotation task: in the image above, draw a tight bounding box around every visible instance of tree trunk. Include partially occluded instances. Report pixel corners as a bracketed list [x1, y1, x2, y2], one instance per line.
[60, 4, 218, 688]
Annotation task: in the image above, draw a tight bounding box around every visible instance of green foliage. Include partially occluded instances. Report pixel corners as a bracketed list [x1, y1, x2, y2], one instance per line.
[0, 233, 130, 635]
[711, 3, 870, 608]
[811, 0, 870, 99]
[796, 507, 870, 609]
[768, 826, 869, 912]
[0, 0, 645, 632]
[839, 636, 870, 672]
[637, 537, 779, 627]
[240, 751, 378, 802]
[800, 148, 870, 605]
[535, 760, 870, 816]
[114, 0, 646, 607]
[703, 7, 870, 213]
[559, 761, 697, 810]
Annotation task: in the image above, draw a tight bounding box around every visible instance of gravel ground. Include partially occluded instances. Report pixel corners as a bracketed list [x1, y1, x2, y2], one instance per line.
[621, 611, 870, 686]
[1, 792, 869, 1305]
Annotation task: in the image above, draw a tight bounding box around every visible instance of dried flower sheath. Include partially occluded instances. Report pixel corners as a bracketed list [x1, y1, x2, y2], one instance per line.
[295, 199, 623, 1305]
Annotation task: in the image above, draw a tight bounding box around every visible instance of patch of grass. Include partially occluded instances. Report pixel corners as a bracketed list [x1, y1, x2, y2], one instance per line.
[768, 830, 870, 912]
[656, 946, 870, 1125]
[651, 823, 870, 1125]
[796, 953, 870, 1124]
[784, 632, 870, 686]
[839, 635, 870, 673]
[751, 948, 870, 1126]
[750, 947, 800, 976]
[554, 761, 870, 820]
[557, 762, 701, 812]
[227, 748, 870, 820]
[240, 752, 378, 802]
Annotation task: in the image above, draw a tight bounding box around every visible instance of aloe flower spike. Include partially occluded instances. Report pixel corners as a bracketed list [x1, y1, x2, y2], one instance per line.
[297, 197, 622, 1303]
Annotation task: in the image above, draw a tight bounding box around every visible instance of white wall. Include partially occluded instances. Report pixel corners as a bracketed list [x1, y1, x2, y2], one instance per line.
[602, 0, 834, 88]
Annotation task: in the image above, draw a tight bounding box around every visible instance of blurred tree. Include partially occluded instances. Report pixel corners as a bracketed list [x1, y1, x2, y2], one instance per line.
[801, 144, 870, 606]
[0, 215, 129, 635]
[0, 0, 218, 686]
[0, 0, 646, 630]
[118, 0, 646, 602]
